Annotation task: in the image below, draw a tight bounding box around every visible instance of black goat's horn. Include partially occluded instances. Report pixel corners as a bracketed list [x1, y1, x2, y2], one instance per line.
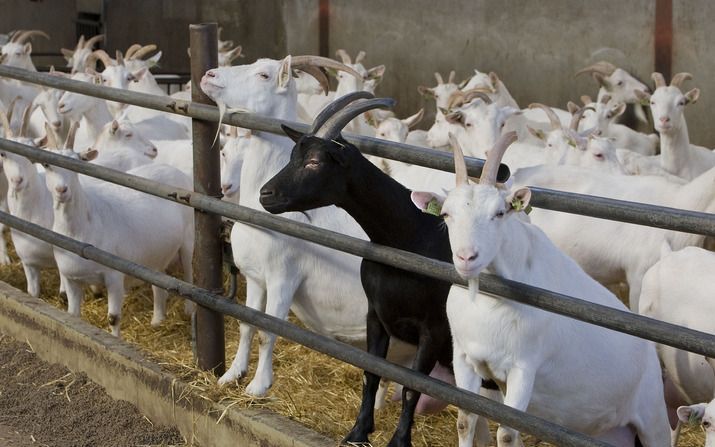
[311, 91, 374, 134]
[317, 97, 396, 141]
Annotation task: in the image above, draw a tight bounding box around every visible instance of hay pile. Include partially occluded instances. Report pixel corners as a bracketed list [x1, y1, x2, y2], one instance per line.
[0, 235, 705, 446]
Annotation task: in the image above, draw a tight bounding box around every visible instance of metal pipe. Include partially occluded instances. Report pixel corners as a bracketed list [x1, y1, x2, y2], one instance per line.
[2, 65, 714, 235]
[0, 210, 609, 447]
[2, 138, 714, 359]
[190, 23, 225, 375]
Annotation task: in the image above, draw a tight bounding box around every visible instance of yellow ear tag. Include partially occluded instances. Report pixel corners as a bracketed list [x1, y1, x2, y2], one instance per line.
[511, 197, 532, 215]
[425, 198, 442, 217]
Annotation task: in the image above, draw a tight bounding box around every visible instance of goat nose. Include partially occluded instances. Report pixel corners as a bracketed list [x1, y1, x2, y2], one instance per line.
[222, 183, 233, 194]
[660, 116, 670, 124]
[206, 70, 216, 78]
[259, 186, 274, 198]
[55, 185, 68, 194]
[456, 250, 478, 262]
[11, 176, 22, 185]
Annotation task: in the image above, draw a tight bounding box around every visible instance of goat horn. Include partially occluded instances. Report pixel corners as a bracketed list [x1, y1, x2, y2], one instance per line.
[295, 65, 331, 95]
[461, 89, 493, 105]
[311, 91, 375, 134]
[449, 133, 469, 186]
[125, 43, 142, 59]
[601, 94, 611, 104]
[9, 29, 23, 43]
[652, 72, 666, 89]
[528, 103, 561, 130]
[88, 49, 115, 68]
[115, 50, 124, 66]
[335, 49, 351, 65]
[448, 70, 456, 84]
[84, 34, 104, 49]
[77, 35, 86, 49]
[0, 110, 12, 138]
[354, 50, 366, 64]
[480, 131, 517, 186]
[317, 97, 396, 141]
[569, 105, 595, 131]
[434, 72, 444, 85]
[292, 55, 362, 79]
[670, 72, 693, 88]
[12, 30, 50, 44]
[131, 44, 157, 60]
[6, 96, 20, 126]
[44, 122, 59, 149]
[64, 121, 80, 150]
[19, 104, 32, 137]
[575, 61, 617, 78]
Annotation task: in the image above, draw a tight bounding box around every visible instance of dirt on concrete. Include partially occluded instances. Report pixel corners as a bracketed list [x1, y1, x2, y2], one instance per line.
[0, 333, 186, 447]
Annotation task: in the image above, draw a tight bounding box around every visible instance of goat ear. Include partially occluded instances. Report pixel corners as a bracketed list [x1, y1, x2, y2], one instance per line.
[367, 65, 385, 82]
[685, 88, 700, 105]
[608, 103, 626, 119]
[411, 191, 445, 216]
[417, 86, 434, 99]
[23, 43, 32, 54]
[402, 108, 424, 129]
[507, 187, 532, 214]
[677, 404, 707, 424]
[280, 124, 304, 143]
[146, 51, 162, 68]
[527, 126, 545, 141]
[593, 72, 612, 91]
[634, 89, 651, 105]
[61, 48, 74, 60]
[566, 101, 579, 114]
[80, 149, 98, 161]
[277, 55, 292, 90]
[132, 67, 148, 81]
[445, 111, 464, 125]
[488, 72, 500, 91]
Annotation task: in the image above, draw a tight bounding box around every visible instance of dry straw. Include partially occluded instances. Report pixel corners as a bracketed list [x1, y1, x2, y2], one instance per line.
[0, 235, 703, 446]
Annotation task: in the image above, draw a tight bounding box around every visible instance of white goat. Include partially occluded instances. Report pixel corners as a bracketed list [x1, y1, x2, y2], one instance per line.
[575, 95, 659, 155]
[675, 358, 715, 447]
[412, 133, 670, 447]
[219, 126, 250, 203]
[635, 72, 714, 180]
[60, 34, 104, 74]
[88, 119, 158, 171]
[512, 163, 714, 311]
[639, 246, 715, 445]
[45, 146, 194, 335]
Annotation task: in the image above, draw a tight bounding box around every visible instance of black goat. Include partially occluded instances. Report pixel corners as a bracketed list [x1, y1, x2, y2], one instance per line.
[259, 93, 497, 447]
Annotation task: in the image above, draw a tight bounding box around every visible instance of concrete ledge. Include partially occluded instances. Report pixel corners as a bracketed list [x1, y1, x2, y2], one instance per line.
[0, 281, 334, 447]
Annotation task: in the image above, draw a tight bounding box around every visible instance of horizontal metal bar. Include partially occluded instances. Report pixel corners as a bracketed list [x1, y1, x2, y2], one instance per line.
[0, 210, 609, 447]
[1, 64, 712, 236]
[2, 137, 714, 360]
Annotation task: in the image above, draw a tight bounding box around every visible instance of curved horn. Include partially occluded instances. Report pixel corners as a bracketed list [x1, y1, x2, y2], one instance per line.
[575, 61, 617, 78]
[76, 35, 86, 49]
[461, 89, 493, 105]
[291, 55, 362, 79]
[87, 49, 115, 68]
[131, 44, 158, 61]
[19, 104, 32, 137]
[64, 121, 80, 150]
[0, 110, 12, 138]
[311, 91, 374, 134]
[528, 103, 561, 130]
[448, 70, 456, 84]
[115, 50, 124, 66]
[652, 72, 666, 89]
[9, 29, 24, 43]
[335, 49, 351, 65]
[44, 122, 59, 149]
[480, 131, 517, 186]
[449, 133, 468, 186]
[580, 95, 593, 106]
[84, 34, 104, 49]
[12, 30, 50, 44]
[434, 72, 444, 85]
[354, 50, 366, 65]
[317, 97, 396, 141]
[569, 105, 595, 131]
[5, 96, 20, 126]
[295, 65, 330, 95]
[125, 43, 142, 59]
[600, 94, 612, 104]
[670, 72, 693, 88]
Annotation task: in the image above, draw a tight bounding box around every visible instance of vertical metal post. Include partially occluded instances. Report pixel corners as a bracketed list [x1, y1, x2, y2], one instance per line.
[189, 23, 225, 375]
[318, 0, 330, 57]
[654, 0, 673, 80]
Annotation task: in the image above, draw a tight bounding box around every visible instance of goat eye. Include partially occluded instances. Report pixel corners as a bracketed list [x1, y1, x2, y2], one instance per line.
[466, 123, 473, 128]
[617, 81, 623, 86]
[704, 421, 711, 428]
[435, 95, 440, 99]
[678, 100, 685, 106]
[124, 133, 133, 138]
[257, 72, 270, 80]
[495, 210, 505, 218]
[220, 151, 226, 158]
[439, 212, 449, 219]
[305, 160, 320, 169]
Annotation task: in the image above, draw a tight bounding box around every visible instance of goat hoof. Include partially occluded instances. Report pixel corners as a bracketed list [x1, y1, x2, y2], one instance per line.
[245, 378, 271, 396]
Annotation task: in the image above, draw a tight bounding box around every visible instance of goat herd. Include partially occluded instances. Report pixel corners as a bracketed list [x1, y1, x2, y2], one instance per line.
[0, 28, 712, 447]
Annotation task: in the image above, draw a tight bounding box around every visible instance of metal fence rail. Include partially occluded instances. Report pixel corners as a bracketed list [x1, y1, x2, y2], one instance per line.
[0, 210, 610, 447]
[2, 136, 714, 360]
[1, 64, 714, 236]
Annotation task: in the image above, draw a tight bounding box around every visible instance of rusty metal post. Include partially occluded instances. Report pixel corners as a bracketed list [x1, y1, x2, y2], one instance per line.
[189, 23, 225, 375]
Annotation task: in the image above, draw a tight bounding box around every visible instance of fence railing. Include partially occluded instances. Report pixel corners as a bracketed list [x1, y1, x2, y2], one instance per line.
[1, 22, 713, 447]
